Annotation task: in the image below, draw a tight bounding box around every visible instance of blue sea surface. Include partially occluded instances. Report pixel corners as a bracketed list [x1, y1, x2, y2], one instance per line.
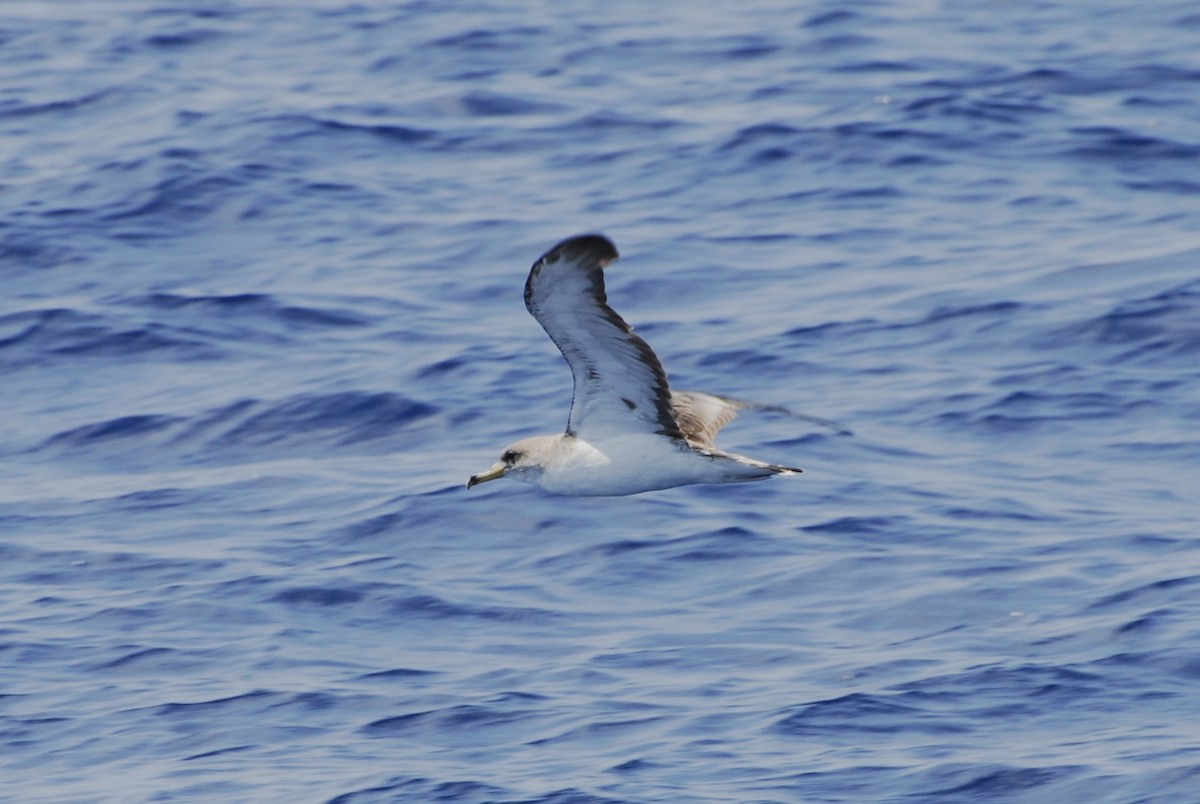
[3, 2, 1200, 801]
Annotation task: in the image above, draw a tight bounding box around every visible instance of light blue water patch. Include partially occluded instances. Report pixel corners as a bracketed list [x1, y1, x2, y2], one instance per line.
[2, 1, 1200, 801]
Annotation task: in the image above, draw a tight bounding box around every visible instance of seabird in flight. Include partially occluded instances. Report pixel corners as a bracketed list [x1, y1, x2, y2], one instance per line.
[468, 234, 805, 496]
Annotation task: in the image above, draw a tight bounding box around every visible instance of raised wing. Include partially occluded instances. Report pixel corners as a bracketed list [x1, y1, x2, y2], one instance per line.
[524, 234, 684, 441]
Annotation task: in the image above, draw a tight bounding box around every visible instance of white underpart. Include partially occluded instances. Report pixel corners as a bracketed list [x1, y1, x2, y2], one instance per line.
[512, 433, 791, 497]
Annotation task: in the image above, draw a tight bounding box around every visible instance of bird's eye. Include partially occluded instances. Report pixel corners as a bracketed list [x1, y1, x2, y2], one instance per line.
[501, 450, 520, 464]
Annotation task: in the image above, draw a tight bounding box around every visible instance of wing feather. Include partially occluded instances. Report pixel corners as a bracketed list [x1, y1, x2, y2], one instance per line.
[524, 234, 684, 441]
[673, 391, 854, 446]
[670, 390, 743, 448]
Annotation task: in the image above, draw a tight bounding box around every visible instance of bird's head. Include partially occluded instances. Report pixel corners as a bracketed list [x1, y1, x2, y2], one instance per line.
[467, 437, 550, 490]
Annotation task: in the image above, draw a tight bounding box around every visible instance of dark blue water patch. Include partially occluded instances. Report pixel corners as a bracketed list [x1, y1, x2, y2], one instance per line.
[716, 121, 977, 170]
[831, 59, 920, 74]
[1106, 438, 1200, 468]
[536, 527, 786, 576]
[9, 547, 225, 590]
[809, 226, 899, 244]
[1037, 278, 1200, 366]
[1113, 609, 1173, 636]
[0, 231, 81, 270]
[1009, 192, 1077, 208]
[700, 94, 1041, 170]
[554, 110, 680, 136]
[1086, 575, 1198, 612]
[386, 593, 561, 625]
[762, 429, 847, 455]
[0, 88, 121, 122]
[42, 415, 182, 449]
[1122, 178, 1200, 194]
[834, 121, 976, 152]
[0, 308, 223, 367]
[107, 23, 228, 55]
[750, 765, 918, 802]
[1094, 650, 1200, 683]
[101, 171, 247, 226]
[533, 537, 658, 567]
[522, 793, 651, 804]
[695, 348, 788, 371]
[341, 489, 543, 541]
[782, 317, 877, 344]
[888, 151, 954, 170]
[915, 764, 1087, 800]
[362, 702, 543, 738]
[752, 145, 797, 164]
[143, 27, 224, 48]
[932, 388, 1137, 436]
[275, 691, 345, 713]
[801, 516, 906, 537]
[208, 574, 276, 600]
[88, 646, 206, 673]
[193, 391, 438, 454]
[903, 90, 1058, 125]
[1122, 92, 1196, 111]
[428, 25, 550, 53]
[802, 9, 865, 28]
[51, 324, 212, 358]
[931, 409, 1079, 436]
[780, 299, 1033, 361]
[125, 291, 372, 331]
[360, 667, 440, 681]
[1013, 63, 1200, 97]
[670, 526, 779, 562]
[182, 744, 254, 762]
[331, 510, 407, 542]
[984, 389, 1117, 416]
[918, 300, 1026, 329]
[1065, 126, 1200, 162]
[991, 362, 1084, 389]
[775, 691, 968, 737]
[416, 355, 473, 379]
[529, 713, 665, 749]
[270, 586, 365, 607]
[892, 664, 1108, 718]
[716, 34, 779, 60]
[719, 123, 801, 152]
[71, 604, 165, 630]
[152, 689, 279, 719]
[809, 33, 880, 54]
[31, 415, 182, 471]
[111, 487, 232, 517]
[589, 649, 704, 674]
[934, 500, 1058, 524]
[262, 113, 441, 149]
[0, 717, 73, 754]
[326, 777, 516, 804]
[458, 90, 565, 117]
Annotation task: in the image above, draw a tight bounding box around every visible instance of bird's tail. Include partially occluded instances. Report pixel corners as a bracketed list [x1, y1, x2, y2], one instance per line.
[706, 448, 803, 480]
[746, 456, 803, 476]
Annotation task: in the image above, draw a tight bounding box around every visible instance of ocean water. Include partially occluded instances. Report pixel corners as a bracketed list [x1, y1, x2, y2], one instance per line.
[3, 1, 1200, 801]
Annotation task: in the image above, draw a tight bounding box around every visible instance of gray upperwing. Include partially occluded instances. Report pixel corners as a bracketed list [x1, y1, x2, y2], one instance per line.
[524, 234, 684, 441]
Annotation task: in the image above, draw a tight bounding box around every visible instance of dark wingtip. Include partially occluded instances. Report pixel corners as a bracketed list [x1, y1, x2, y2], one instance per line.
[526, 234, 622, 313]
[543, 234, 619, 266]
